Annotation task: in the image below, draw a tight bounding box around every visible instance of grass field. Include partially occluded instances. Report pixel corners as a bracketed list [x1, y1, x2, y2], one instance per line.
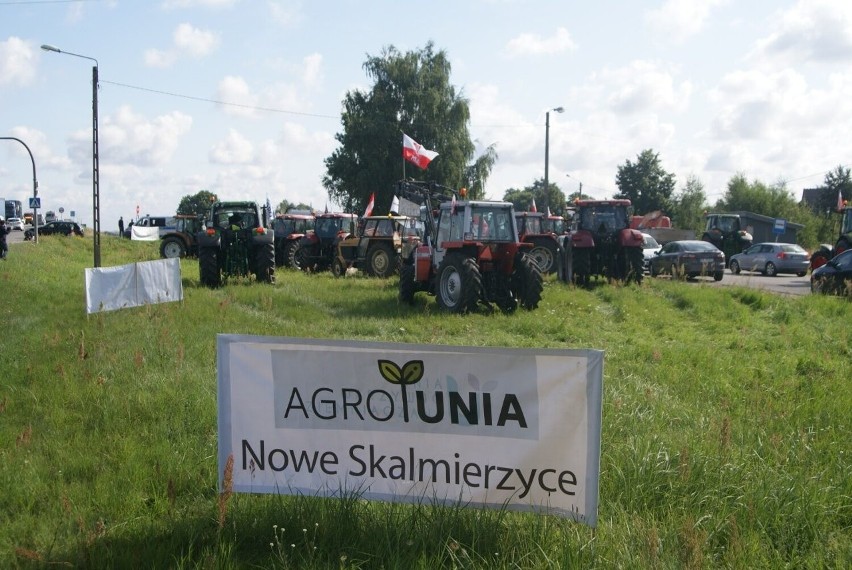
[1, 235, 850, 569]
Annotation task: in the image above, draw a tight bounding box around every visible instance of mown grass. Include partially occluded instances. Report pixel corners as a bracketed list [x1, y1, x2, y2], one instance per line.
[1, 235, 850, 569]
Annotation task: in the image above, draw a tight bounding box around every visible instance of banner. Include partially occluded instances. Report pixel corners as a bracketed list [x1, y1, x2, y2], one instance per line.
[217, 337, 603, 526]
[85, 258, 183, 313]
[131, 225, 160, 241]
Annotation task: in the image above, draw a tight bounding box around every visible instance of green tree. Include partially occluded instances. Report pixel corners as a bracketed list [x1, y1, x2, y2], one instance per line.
[823, 165, 852, 211]
[669, 175, 708, 234]
[177, 190, 217, 217]
[323, 42, 488, 212]
[275, 199, 313, 215]
[503, 178, 566, 214]
[614, 149, 676, 213]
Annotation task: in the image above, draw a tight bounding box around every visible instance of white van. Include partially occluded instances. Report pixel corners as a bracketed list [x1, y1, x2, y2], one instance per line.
[136, 216, 177, 237]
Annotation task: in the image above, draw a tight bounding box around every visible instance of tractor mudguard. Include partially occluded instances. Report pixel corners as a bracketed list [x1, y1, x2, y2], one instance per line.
[569, 230, 595, 248]
[414, 245, 433, 282]
[250, 230, 274, 246]
[196, 231, 222, 248]
[618, 228, 644, 247]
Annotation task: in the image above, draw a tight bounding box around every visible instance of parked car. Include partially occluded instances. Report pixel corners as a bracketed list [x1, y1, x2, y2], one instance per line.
[6, 217, 25, 231]
[24, 220, 84, 240]
[729, 242, 809, 277]
[641, 232, 661, 272]
[649, 240, 725, 281]
[810, 249, 852, 295]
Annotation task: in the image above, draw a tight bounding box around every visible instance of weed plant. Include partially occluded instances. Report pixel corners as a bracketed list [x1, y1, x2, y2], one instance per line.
[0, 236, 850, 568]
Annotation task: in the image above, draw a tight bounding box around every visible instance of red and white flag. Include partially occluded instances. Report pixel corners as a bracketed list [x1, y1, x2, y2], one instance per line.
[838, 190, 845, 212]
[402, 134, 439, 170]
[546, 206, 552, 217]
[530, 198, 537, 213]
[364, 192, 375, 217]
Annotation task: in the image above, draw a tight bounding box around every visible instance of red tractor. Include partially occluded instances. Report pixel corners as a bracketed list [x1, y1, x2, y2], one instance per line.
[272, 211, 315, 267]
[398, 181, 543, 313]
[293, 212, 358, 273]
[810, 203, 852, 270]
[514, 211, 561, 274]
[558, 199, 644, 286]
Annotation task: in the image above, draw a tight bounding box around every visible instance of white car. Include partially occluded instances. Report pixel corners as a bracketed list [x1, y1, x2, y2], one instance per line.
[5, 217, 25, 231]
[641, 232, 661, 272]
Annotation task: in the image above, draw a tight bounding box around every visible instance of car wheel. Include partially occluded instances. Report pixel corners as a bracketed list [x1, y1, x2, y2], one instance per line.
[764, 262, 777, 277]
[714, 272, 724, 282]
[729, 260, 740, 274]
[796, 271, 806, 277]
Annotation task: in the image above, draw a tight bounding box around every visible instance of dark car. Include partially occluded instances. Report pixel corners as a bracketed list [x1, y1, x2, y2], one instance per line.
[810, 249, 852, 295]
[649, 239, 725, 281]
[24, 220, 84, 240]
[729, 242, 810, 277]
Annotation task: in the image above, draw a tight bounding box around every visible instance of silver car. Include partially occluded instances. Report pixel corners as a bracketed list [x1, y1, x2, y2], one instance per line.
[729, 242, 809, 277]
[641, 232, 661, 273]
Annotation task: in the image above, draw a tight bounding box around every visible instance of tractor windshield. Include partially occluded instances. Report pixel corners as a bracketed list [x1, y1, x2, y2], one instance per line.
[579, 205, 629, 233]
[469, 206, 515, 241]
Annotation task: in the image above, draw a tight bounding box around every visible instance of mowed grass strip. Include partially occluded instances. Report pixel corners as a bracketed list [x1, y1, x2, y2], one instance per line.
[0, 235, 849, 568]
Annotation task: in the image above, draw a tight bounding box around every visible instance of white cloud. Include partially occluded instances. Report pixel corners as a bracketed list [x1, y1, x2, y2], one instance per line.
[301, 53, 323, 88]
[94, 105, 193, 167]
[645, 0, 729, 44]
[504, 27, 577, 57]
[210, 129, 255, 164]
[0, 37, 36, 87]
[751, 0, 852, 64]
[581, 60, 693, 116]
[268, 0, 303, 27]
[161, 0, 237, 9]
[215, 75, 259, 118]
[143, 23, 219, 68]
[174, 23, 220, 57]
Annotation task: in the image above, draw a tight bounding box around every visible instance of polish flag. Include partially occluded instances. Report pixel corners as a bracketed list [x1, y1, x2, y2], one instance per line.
[390, 195, 400, 215]
[364, 192, 375, 217]
[530, 198, 537, 213]
[546, 206, 552, 217]
[838, 190, 845, 212]
[402, 134, 439, 169]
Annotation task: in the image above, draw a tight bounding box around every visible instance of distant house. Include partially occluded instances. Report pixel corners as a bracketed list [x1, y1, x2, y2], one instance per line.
[802, 187, 847, 214]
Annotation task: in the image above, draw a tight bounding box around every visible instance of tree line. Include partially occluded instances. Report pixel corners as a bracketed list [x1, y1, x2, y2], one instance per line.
[176, 42, 850, 250]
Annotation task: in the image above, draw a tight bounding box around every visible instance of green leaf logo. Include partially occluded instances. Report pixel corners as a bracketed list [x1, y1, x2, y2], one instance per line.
[377, 359, 424, 422]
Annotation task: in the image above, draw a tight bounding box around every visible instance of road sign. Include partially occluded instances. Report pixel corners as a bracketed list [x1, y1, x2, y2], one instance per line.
[29, 197, 41, 209]
[59, 207, 65, 214]
[773, 218, 786, 235]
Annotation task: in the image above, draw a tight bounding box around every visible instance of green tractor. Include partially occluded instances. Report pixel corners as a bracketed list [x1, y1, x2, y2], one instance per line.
[701, 213, 753, 266]
[196, 200, 275, 288]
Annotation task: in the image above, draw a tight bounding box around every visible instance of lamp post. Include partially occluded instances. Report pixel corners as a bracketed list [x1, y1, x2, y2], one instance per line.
[544, 106, 564, 212]
[566, 174, 584, 200]
[41, 44, 101, 267]
[0, 137, 39, 243]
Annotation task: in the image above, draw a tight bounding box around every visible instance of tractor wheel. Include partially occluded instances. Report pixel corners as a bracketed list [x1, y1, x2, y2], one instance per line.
[331, 257, 345, 278]
[436, 254, 482, 313]
[367, 243, 395, 278]
[628, 246, 644, 284]
[399, 263, 417, 305]
[573, 248, 591, 286]
[254, 242, 275, 283]
[198, 246, 221, 288]
[160, 236, 186, 259]
[294, 245, 311, 272]
[528, 240, 558, 274]
[286, 241, 301, 269]
[512, 253, 543, 311]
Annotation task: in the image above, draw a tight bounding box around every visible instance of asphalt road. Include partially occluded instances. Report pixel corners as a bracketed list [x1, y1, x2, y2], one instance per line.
[7, 229, 814, 297]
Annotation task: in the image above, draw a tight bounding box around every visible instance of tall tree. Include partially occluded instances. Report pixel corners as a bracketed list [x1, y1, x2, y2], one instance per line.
[177, 190, 217, 217]
[669, 175, 708, 233]
[614, 149, 676, 214]
[324, 42, 489, 212]
[275, 199, 313, 215]
[823, 164, 852, 210]
[502, 178, 566, 214]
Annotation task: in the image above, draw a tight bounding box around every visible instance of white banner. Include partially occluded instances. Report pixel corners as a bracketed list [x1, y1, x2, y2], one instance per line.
[131, 225, 160, 241]
[84, 258, 183, 313]
[217, 337, 603, 526]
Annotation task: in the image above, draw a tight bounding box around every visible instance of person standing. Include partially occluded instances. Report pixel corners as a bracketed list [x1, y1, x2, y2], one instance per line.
[118, 216, 125, 238]
[0, 218, 9, 260]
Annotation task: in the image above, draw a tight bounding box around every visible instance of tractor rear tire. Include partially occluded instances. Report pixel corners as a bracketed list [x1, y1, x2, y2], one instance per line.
[199, 247, 221, 288]
[161, 236, 186, 259]
[528, 240, 558, 274]
[628, 246, 644, 284]
[436, 254, 482, 313]
[512, 253, 543, 310]
[286, 241, 301, 269]
[399, 263, 417, 305]
[367, 243, 395, 278]
[254, 242, 275, 283]
[331, 257, 345, 278]
[573, 248, 591, 286]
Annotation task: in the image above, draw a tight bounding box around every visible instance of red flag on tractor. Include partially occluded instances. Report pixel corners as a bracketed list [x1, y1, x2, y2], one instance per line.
[402, 134, 439, 169]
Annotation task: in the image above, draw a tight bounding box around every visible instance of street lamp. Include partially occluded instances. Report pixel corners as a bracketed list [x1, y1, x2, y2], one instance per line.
[566, 174, 584, 199]
[41, 43, 101, 267]
[0, 137, 39, 243]
[544, 106, 564, 212]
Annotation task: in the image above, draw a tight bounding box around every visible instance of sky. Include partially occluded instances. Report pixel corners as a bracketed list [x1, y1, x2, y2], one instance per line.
[2, 0, 852, 229]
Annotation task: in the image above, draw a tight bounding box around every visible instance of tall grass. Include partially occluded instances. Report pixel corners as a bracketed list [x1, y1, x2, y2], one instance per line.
[1, 235, 850, 568]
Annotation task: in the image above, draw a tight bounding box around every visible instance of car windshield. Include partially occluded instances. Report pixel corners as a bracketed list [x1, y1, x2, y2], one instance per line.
[684, 241, 719, 252]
